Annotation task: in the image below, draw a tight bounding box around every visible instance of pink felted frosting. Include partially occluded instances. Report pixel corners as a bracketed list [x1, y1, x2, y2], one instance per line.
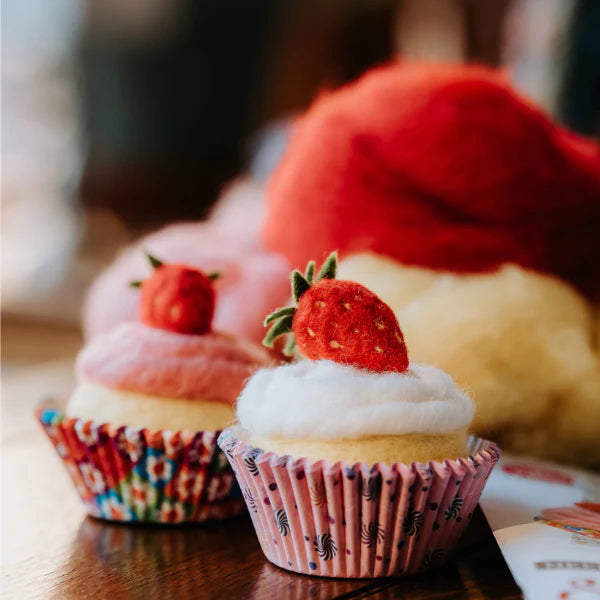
[76, 322, 272, 404]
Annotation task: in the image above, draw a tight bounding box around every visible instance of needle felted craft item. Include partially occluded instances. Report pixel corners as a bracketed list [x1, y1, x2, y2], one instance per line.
[83, 179, 292, 346]
[262, 252, 409, 373]
[263, 62, 600, 467]
[38, 254, 272, 523]
[218, 252, 500, 577]
[133, 255, 219, 335]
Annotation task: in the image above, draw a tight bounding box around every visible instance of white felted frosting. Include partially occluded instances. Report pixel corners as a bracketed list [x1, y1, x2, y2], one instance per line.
[236, 360, 473, 439]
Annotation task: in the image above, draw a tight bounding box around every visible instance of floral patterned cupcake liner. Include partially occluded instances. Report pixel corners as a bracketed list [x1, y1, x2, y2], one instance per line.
[218, 428, 500, 577]
[37, 405, 245, 523]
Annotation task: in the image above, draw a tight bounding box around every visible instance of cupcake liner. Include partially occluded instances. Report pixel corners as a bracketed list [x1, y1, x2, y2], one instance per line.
[37, 405, 245, 523]
[218, 429, 500, 577]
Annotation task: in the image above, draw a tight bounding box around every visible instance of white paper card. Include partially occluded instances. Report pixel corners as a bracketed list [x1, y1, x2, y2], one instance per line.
[479, 454, 600, 600]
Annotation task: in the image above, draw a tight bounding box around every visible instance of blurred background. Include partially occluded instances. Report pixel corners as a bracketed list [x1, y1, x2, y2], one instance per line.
[2, 0, 599, 385]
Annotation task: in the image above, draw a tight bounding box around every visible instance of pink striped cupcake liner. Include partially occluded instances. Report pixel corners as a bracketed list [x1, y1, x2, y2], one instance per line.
[218, 428, 500, 577]
[37, 405, 245, 524]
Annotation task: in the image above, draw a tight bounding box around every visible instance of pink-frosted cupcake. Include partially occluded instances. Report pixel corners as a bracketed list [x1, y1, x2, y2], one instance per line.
[218, 252, 500, 576]
[38, 254, 272, 524]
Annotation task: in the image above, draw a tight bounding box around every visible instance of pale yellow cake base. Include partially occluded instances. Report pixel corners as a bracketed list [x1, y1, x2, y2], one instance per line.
[249, 429, 469, 466]
[66, 382, 235, 432]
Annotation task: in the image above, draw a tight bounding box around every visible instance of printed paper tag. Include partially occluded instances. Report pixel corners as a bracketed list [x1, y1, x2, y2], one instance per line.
[479, 454, 600, 600]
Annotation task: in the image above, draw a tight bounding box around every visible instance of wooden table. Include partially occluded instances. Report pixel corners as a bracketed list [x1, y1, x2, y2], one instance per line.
[2, 320, 522, 599]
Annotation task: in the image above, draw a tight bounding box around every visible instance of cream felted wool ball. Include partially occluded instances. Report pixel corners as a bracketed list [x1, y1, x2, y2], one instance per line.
[338, 252, 600, 466]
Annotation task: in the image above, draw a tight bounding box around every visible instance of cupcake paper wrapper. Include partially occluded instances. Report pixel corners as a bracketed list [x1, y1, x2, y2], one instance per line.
[218, 429, 500, 578]
[37, 406, 245, 524]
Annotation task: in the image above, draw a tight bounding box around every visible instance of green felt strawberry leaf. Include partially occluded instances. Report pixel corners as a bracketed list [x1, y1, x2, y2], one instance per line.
[146, 252, 164, 269]
[283, 336, 296, 357]
[262, 315, 293, 348]
[292, 270, 311, 302]
[317, 251, 337, 280]
[304, 260, 316, 284]
[208, 271, 221, 281]
[264, 306, 296, 326]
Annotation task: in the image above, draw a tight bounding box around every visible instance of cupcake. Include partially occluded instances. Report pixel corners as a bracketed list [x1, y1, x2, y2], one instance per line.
[218, 252, 500, 577]
[38, 254, 272, 524]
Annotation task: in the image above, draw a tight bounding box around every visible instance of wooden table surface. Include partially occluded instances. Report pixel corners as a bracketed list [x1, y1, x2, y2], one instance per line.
[1, 319, 523, 600]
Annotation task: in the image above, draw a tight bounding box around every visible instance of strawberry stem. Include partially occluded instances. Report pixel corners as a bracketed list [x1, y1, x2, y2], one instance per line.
[129, 280, 143, 288]
[208, 271, 221, 281]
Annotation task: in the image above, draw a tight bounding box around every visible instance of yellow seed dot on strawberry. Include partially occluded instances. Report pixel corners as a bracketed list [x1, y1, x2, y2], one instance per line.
[315, 301, 326, 308]
[374, 319, 385, 329]
[394, 331, 402, 343]
[169, 304, 182, 319]
[330, 340, 342, 349]
[307, 327, 316, 337]
[375, 346, 383, 353]
[343, 303, 351, 310]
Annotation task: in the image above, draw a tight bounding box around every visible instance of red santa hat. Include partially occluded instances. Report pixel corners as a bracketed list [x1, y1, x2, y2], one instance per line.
[264, 62, 600, 298]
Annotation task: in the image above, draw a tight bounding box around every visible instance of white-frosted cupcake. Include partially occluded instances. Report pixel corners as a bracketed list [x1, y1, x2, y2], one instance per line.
[219, 252, 499, 577]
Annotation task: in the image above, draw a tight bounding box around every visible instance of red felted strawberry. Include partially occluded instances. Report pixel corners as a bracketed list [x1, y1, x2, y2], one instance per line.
[263, 251, 409, 372]
[131, 253, 220, 334]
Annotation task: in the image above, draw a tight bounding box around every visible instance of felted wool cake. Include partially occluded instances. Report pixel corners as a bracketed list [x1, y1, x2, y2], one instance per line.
[41, 257, 272, 525]
[263, 62, 600, 466]
[218, 252, 499, 578]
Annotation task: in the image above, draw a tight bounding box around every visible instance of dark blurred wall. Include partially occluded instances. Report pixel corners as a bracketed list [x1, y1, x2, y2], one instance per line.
[559, 0, 600, 138]
[78, 0, 396, 229]
[79, 0, 284, 226]
[78, 0, 598, 232]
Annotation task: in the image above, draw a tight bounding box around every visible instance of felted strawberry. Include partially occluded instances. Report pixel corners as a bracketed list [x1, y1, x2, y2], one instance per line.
[131, 253, 220, 334]
[263, 251, 409, 372]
